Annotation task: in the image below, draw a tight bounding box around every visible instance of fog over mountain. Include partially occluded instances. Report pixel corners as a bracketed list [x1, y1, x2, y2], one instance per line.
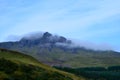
[0, 1, 120, 79]
[5, 32, 112, 51]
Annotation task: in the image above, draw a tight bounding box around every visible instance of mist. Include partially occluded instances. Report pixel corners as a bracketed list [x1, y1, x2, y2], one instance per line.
[5, 35, 22, 42]
[5, 32, 113, 51]
[5, 32, 44, 42]
[21, 32, 44, 40]
[72, 40, 113, 51]
[55, 40, 113, 51]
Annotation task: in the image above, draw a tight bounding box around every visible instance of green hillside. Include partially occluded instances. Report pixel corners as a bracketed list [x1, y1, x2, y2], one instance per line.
[0, 32, 120, 68]
[7, 47, 120, 68]
[0, 48, 84, 80]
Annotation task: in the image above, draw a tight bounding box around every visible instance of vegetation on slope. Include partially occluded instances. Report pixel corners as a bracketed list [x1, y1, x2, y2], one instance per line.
[0, 48, 83, 80]
[1, 43, 120, 68]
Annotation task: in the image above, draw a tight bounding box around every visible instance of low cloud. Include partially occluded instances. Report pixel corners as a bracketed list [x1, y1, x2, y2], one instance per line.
[5, 35, 22, 42]
[6, 32, 113, 51]
[5, 32, 44, 41]
[73, 40, 113, 51]
[21, 32, 44, 40]
[56, 39, 113, 51]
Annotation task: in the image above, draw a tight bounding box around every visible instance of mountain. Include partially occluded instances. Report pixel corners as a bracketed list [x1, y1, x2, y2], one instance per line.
[0, 48, 83, 80]
[0, 32, 120, 67]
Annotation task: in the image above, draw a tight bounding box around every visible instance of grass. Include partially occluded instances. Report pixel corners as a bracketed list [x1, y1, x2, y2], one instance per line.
[0, 48, 84, 80]
[2, 44, 120, 68]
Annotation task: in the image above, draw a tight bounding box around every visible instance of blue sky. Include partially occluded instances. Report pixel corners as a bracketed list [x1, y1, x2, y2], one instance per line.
[0, 0, 120, 51]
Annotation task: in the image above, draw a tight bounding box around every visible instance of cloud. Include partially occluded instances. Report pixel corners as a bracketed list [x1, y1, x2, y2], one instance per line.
[20, 32, 44, 40]
[5, 35, 22, 42]
[5, 31, 113, 51]
[5, 31, 44, 42]
[56, 39, 113, 51]
[72, 40, 113, 51]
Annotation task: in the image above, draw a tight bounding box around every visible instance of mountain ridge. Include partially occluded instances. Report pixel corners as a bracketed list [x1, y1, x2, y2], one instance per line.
[0, 32, 120, 67]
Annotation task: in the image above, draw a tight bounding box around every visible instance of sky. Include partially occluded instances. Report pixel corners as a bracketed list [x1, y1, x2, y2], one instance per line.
[0, 0, 120, 52]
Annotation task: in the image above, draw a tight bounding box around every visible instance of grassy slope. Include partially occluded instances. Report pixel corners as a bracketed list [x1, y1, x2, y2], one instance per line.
[63, 50, 120, 67]
[1, 42, 120, 68]
[0, 48, 84, 80]
[18, 47, 120, 68]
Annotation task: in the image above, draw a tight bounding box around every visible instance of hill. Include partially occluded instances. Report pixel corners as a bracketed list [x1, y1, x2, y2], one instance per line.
[0, 32, 120, 67]
[0, 48, 83, 80]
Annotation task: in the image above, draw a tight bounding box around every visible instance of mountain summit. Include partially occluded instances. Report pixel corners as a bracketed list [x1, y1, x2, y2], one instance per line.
[19, 32, 69, 47]
[43, 32, 52, 38]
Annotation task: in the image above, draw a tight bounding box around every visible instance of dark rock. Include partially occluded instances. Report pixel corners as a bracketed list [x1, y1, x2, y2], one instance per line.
[43, 32, 52, 38]
[58, 36, 67, 43]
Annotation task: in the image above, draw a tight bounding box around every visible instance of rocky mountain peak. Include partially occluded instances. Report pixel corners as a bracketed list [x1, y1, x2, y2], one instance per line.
[43, 32, 52, 38]
[18, 32, 71, 46]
